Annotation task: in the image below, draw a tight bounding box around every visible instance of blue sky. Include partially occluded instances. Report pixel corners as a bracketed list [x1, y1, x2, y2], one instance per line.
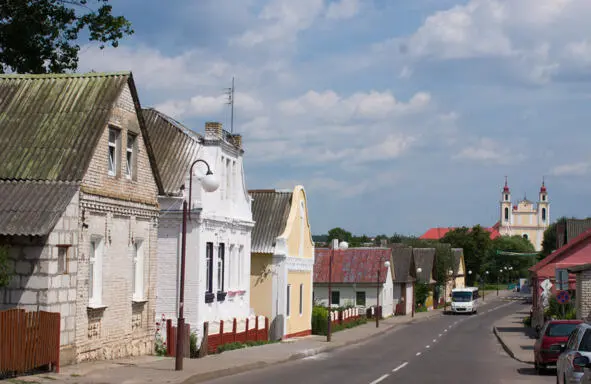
[78, 0, 591, 236]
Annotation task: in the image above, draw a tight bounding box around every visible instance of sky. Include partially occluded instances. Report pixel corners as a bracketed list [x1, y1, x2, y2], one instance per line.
[77, 0, 591, 237]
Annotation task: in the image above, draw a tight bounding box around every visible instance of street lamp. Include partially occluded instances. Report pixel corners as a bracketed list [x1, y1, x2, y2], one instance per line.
[497, 269, 503, 296]
[483, 271, 489, 301]
[176, 159, 219, 371]
[376, 260, 391, 328]
[327, 239, 348, 342]
[413, 267, 422, 318]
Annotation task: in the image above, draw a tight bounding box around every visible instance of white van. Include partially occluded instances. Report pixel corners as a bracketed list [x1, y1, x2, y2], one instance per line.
[450, 287, 479, 314]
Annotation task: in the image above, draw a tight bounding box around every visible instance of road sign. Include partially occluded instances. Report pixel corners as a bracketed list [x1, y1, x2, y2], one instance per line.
[541, 279, 553, 291]
[557, 290, 570, 304]
[556, 269, 569, 290]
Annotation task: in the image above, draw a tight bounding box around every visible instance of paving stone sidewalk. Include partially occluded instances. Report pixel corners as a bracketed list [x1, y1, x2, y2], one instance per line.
[493, 304, 536, 365]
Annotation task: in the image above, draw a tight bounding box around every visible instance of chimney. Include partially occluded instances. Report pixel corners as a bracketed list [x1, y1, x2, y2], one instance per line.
[231, 134, 242, 149]
[380, 239, 388, 247]
[205, 122, 223, 140]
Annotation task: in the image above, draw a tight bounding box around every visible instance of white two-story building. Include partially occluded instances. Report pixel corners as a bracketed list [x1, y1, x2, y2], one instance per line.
[143, 109, 254, 342]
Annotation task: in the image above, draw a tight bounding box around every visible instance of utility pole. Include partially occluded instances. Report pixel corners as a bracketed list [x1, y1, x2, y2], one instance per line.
[225, 77, 235, 133]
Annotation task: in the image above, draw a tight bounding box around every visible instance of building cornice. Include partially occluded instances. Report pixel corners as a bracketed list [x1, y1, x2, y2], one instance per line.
[285, 257, 314, 272]
[80, 192, 160, 219]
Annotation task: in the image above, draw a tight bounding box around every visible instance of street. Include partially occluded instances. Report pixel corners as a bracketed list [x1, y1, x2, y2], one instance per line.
[204, 299, 554, 384]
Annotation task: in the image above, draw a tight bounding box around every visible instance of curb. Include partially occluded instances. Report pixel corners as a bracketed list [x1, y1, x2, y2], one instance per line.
[493, 326, 534, 366]
[182, 312, 444, 383]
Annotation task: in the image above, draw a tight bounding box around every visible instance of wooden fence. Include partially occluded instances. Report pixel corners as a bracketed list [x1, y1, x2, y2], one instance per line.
[165, 320, 191, 358]
[394, 303, 406, 316]
[329, 307, 362, 326]
[0, 309, 60, 377]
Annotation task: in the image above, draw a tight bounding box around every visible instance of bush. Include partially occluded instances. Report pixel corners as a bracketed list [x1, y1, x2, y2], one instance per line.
[522, 316, 532, 327]
[415, 283, 430, 308]
[216, 340, 276, 354]
[415, 306, 428, 313]
[189, 332, 199, 358]
[545, 294, 576, 320]
[311, 306, 329, 335]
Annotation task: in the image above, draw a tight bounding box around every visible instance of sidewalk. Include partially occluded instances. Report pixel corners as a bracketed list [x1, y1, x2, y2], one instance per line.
[22, 310, 443, 384]
[493, 305, 536, 364]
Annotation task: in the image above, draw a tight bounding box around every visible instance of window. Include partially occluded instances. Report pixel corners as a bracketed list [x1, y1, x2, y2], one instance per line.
[133, 240, 144, 301]
[89, 238, 103, 306]
[228, 245, 234, 290]
[217, 243, 225, 292]
[108, 128, 120, 176]
[542, 208, 547, 221]
[206, 242, 214, 294]
[504, 207, 509, 221]
[57, 246, 69, 274]
[299, 284, 303, 315]
[523, 234, 529, 240]
[237, 246, 244, 288]
[125, 133, 136, 179]
[286, 284, 291, 317]
[225, 158, 231, 200]
[331, 291, 340, 306]
[579, 330, 591, 352]
[356, 291, 366, 306]
[504, 194, 508, 201]
[542, 195, 546, 201]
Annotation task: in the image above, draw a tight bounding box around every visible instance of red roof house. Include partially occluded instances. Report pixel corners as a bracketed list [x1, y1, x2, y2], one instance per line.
[529, 228, 591, 310]
[419, 224, 501, 240]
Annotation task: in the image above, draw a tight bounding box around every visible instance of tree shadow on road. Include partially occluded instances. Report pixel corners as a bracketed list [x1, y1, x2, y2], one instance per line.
[517, 367, 556, 377]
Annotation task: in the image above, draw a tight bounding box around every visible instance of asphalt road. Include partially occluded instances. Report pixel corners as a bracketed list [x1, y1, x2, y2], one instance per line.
[204, 299, 556, 384]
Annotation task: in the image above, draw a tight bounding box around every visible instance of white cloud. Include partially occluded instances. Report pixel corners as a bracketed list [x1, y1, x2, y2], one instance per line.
[550, 162, 590, 176]
[230, 0, 325, 47]
[326, 0, 361, 20]
[453, 138, 524, 165]
[154, 92, 263, 119]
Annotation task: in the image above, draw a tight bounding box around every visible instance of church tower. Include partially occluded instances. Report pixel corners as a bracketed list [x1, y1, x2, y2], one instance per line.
[500, 177, 512, 230]
[538, 179, 550, 227]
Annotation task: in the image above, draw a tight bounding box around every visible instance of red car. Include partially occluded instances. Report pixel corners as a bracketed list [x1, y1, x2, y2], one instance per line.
[534, 319, 583, 373]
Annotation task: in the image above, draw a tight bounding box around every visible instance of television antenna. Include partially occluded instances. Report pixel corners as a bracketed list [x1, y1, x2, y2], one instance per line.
[225, 77, 235, 133]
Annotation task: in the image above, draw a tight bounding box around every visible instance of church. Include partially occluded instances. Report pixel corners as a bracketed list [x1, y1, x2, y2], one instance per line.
[498, 178, 550, 252]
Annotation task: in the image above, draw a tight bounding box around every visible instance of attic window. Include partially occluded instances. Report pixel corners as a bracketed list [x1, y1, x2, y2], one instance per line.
[126, 133, 137, 179]
[108, 128, 121, 176]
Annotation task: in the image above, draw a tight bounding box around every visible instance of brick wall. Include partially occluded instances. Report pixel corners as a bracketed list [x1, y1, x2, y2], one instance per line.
[155, 214, 180, 324]
[0, 191, 80, 355]
[81, 84, 159, 207]
[578, 269, 591, 321]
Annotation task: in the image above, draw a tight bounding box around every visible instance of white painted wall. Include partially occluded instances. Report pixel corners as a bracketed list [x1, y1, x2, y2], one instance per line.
[155, 132, 254, 344]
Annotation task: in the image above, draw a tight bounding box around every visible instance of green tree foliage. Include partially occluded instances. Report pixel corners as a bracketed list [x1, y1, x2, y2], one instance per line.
[0, 0, 133, 74]
[484, 235, 537, 282]
[415, 283, 430, 308]
[440, 225, 491, 285]
[0, 246, 13, 288]
[539, 217, 569, 260]
[390, 233, 417, 243]
[326, 227, 353, 245]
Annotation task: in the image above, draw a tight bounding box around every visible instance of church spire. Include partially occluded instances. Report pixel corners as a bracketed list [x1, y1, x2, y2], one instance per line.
[503, 176, 510, 193]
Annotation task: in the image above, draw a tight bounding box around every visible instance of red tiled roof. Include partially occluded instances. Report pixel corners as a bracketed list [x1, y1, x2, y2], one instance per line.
[314, 248, 391, 284]
[530, 228, 591, 275]
[419, 226, 500, 240]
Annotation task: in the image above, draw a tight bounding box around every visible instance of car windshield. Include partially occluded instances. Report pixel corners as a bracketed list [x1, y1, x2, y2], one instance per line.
[452, 292, 473, 302]
[546, 323, 578, 337]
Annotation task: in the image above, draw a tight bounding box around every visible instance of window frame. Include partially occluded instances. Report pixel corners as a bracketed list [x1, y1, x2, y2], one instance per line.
[217, 243, 225, 293]
[286, 284, 291, 318]
[504, 207, 509, 221]
[132, 239, 145, 301]
[125, 133, 137, 180]
[206, 242, 214, 294]
[542, 207, 547, 221]
[331, 291, 340, 307]
[56, 245, 70, 275]
[299, 283, 303, 315]
[356, 291, 366, 306]
[108, 127, 121, 177]
[89, 237, 104, 307]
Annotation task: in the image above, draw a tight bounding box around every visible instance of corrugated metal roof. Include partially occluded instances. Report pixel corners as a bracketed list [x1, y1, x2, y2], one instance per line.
[0, 72, 130, 181]
[452, 248, 464, 275]
[0, 180, 79, 235]
[413, 248, 436, 284]
[142, 108, 203, 196]
[250, 189, 292, 254]
[314, 248, 392, 284]
[391, 244, 415, 283]
[564, 219, 591, 248]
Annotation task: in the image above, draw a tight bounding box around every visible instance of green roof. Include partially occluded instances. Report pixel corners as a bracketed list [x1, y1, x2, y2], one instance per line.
[0, 72, 131, 181]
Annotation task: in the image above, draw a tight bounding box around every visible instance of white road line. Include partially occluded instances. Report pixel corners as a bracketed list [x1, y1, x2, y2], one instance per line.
[369, 374, 390, 384]
[416, 352, 422, 356]
[444, 329, 448, 332]
[392, 362, 408, 372]
[439, 334, 442, 337]
[426, 345, 430, 349]
[433, 339, 437, 343]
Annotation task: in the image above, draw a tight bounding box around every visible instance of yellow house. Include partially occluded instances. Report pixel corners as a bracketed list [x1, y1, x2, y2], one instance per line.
[452, 248, 467, 289]
[249, 186, 315, 340]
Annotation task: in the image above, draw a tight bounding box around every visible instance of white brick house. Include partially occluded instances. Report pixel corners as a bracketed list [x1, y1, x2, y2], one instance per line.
[143, 109, 254, 343]
[0, 72, 161, 365]
[568, 264, 591, 321]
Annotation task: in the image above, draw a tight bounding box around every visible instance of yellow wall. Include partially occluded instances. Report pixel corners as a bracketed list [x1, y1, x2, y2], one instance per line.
[250, 253, 274, 319]
[286, 271, 312, 336]
[282, 186, 314, 260]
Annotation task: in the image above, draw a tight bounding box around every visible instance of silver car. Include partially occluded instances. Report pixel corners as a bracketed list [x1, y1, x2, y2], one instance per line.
[556, 323, 591, 384]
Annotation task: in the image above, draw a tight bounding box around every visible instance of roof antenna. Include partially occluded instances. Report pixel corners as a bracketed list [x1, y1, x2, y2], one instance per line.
[225, 77, 235, 134]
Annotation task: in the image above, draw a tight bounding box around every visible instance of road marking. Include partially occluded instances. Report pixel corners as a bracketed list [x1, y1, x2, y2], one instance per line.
[392, 362, 408, 372]
[369, 374, 390, 384]
[433, 339, 437, 342]
[416, 352, 422, 356]
[439, 334, 442, 337]
[426, 345, 430, 349]
[444, 329, 448, 332]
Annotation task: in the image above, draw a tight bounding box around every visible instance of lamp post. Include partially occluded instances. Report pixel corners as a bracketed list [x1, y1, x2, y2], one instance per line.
[376, 259, 391, 328]
[327, 239, 348, 342]
[497, 269, 503, 296]
[176, 159, 219, 371]
[483, 271, 489, 301]
[413, 267, 422, 318]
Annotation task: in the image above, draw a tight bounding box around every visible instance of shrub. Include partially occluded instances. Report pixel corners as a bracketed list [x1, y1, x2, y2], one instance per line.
[545, 294, 576, 320]
[189, 332, 199, 358]
[311, 306, 329, 335]
[415, 306, 428, 313]
[415, 283, 430, 308]
[522, 316, 532, 327]
[217, 342, 246, 353]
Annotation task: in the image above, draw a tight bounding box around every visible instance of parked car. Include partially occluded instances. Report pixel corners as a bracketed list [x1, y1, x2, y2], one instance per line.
[534, 320, 582, 373]
[572, 355, 591, 384]
[556, 323, 591, 384]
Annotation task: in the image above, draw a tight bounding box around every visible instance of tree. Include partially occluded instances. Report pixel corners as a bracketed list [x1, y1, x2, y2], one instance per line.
[327, 227, 353, 245]
[539, 217, 569, 260]
[1, 0, 133, 74]
[390, 233, 416, 243]
[440, 226, 492, 285]
[485, 235, 537, 283]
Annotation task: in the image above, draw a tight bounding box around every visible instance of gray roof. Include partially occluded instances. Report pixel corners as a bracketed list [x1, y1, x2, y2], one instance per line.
[250, 189, 292, 254]
[391, 244, 415, 283]
[142, 108, 203, 196]
[413, 248, 437, 284]
[0, 180, 79, 236]
[451, 248, 464, 275]
[557, 219, 591, 249]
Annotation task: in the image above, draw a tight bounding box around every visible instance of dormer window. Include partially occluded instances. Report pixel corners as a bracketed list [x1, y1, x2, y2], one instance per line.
[108, 127, 121, 176]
